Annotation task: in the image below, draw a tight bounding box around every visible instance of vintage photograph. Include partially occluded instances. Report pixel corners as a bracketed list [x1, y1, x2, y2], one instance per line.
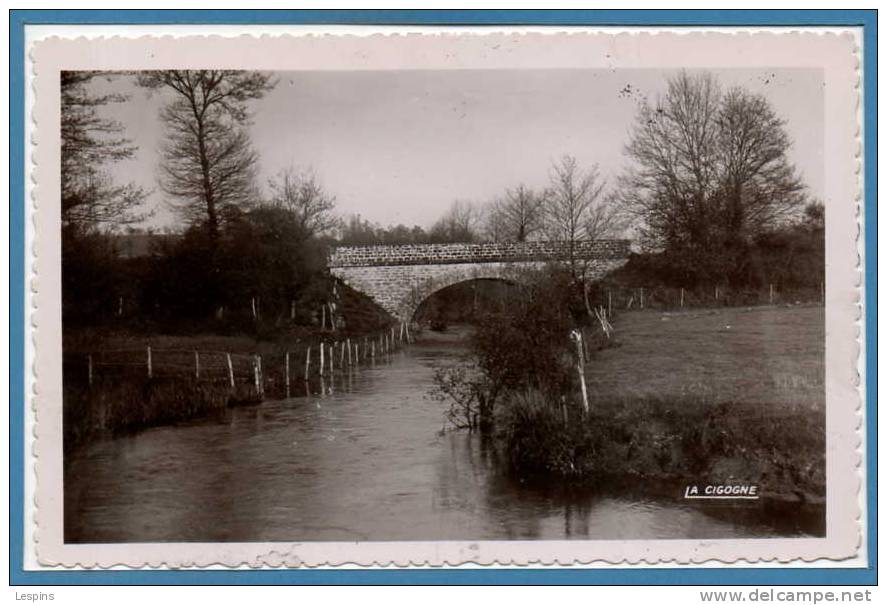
[30, 30, 862, 567]
[60, 64, 827, 544]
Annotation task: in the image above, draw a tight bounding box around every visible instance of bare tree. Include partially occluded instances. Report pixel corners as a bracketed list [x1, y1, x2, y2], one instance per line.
[482, 205, 509, 243]
[268, 167, 340, 237]
[138, 70, 276, 242]
[544, 155, 613, 275]
[716, 87, 806, 240]
[61, 71, 147, 231]
[618, 70, 805, 283]
[430, 200, 482, 243]
[486, 184, 545, 242]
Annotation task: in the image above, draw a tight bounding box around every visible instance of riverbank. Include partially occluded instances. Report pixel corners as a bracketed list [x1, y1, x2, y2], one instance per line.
[63, 323, 405, 453]
[499, 305, 825, 509]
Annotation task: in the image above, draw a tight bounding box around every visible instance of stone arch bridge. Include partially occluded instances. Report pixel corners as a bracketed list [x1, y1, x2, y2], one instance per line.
[329, 240, 631, 322]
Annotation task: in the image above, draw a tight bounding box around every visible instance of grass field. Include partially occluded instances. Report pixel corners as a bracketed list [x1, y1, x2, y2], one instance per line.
[586, 305, 824, 413]
[65, 328, 342, 358]
[501, 304, 826, 507]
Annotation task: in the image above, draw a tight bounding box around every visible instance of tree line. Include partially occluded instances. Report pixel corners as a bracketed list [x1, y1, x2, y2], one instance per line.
[61, 69, 823, 330]
[340, 155, 620, 249]
[62, 70, 340, 329]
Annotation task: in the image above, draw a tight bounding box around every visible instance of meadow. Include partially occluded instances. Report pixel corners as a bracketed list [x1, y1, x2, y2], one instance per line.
[586, 304, 824, 412]
[501, 304, 826, 507]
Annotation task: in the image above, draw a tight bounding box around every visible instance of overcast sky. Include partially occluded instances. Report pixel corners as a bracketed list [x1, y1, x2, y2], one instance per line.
[88, 67, 824, 231]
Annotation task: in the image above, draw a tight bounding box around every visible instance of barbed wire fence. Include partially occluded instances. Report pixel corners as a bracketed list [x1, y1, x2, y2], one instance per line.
[67, 323, 414, 403]
[587, 282, 824, 315]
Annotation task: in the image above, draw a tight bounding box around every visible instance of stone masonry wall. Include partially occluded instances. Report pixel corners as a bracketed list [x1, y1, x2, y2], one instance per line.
[331, 257, 629, 321]
[329, 240, 630, 268]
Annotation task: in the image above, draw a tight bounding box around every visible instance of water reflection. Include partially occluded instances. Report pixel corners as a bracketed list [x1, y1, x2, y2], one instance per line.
[64, 342, 820, 543]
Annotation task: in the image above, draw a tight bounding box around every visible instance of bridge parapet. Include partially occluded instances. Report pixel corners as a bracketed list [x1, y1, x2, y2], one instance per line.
[329, 240, 630, 268]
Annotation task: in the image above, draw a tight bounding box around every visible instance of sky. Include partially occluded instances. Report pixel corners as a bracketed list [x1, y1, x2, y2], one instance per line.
[88, 67, 824, 231]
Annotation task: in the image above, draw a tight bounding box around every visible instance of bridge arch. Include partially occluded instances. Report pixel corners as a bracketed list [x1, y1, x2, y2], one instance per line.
[404, 270, 526, 324]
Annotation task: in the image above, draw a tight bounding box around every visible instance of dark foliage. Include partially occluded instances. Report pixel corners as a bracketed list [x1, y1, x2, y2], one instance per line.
[431, 269, 585, 433]
[500, 392, 825, 503]
[63, 203, 334, 335]
[62, 227, 127, 324]
[603, 206, 824, 295]
[471, 274, 576, 399]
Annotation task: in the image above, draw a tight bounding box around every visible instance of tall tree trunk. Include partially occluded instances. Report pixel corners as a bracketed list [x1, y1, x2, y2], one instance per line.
[196, 121, 218, 244]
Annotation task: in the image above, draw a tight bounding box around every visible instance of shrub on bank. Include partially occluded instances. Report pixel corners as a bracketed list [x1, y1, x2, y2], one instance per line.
[430, 268, 592, 433]
[497, 391, 826, 503]
[63, 375, 258, 453]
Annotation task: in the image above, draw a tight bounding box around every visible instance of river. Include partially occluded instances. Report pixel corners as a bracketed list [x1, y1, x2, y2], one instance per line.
[64, 339, 820, 543]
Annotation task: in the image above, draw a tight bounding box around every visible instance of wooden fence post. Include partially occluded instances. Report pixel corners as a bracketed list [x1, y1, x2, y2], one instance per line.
[285, 351, 291, 398]
[571, 330, 590, 413]
[320, 341, 325, 376]
[194, 351, 200, 380]
[147, 346, 153, 378]
[347, 337, 352, 366]
[769, 283, 775, 304]
[354, 342, 359, 365]
[640, 287, 645, 309]
[226, 353, 235, 389]
[304, 346, 311, 381]
[251, 355, 264, 399]
[329, 343, 334, 374]
[321, 305, 326, 330]
[258, 355, 264, 398]
[680, 288, 685, 308]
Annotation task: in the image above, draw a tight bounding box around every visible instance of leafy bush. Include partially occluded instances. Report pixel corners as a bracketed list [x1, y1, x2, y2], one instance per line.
[430, 268, 586, 433]
[498, 388, 588, 476]
[497, 392, 825, 501]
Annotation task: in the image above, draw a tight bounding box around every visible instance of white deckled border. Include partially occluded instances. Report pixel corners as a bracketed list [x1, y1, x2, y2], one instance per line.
[27, 28, 863, 569]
